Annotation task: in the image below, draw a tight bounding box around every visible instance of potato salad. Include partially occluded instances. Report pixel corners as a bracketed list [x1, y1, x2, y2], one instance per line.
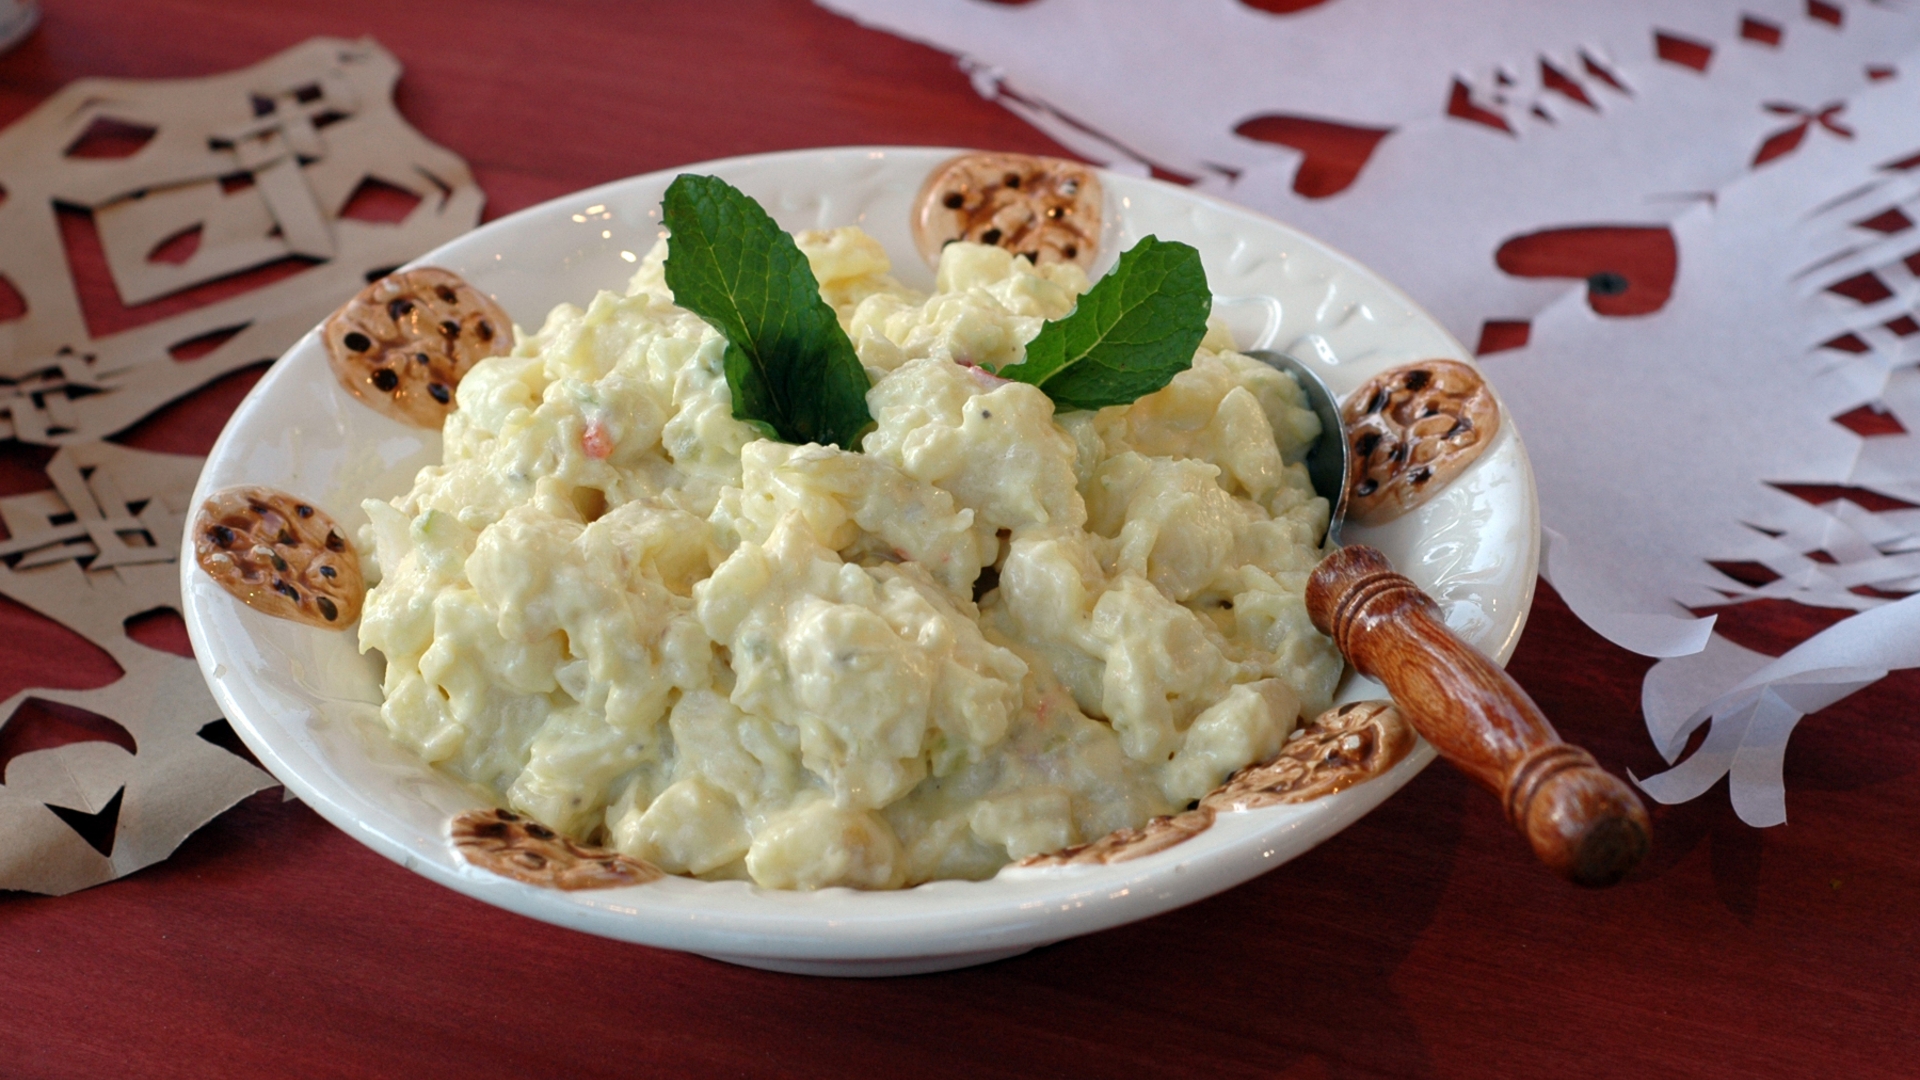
[358, 227, 1341, 890]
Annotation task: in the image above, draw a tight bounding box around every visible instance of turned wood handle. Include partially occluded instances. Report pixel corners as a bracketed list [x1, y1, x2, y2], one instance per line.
[1306, 545, 1650, 887]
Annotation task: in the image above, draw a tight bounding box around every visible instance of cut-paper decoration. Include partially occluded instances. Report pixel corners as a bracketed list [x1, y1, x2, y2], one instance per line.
[1484, 185, 1861, 628]
[1635, 595, 1920, 826]
[1538, 527, 1716, 659]
[0, 439, 275, 893]
[1486, 62, 1920, 821]
[1485, 68, 1920, 623]
[0, 649, 274, 895]
[0, 440, 204, 665]
[0, 36, 483, 445]
[821, 0, 1757, 163]
[818, 0, 1920, 344]
[1238, 12, 1920, 348]
[0, 38, 485, 891]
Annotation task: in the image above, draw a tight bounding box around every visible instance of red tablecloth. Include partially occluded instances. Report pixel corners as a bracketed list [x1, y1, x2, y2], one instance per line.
[3, 4, 1916, 1077]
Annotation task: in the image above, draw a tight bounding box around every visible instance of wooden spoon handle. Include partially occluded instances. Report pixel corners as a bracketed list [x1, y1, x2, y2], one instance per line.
[1306, 545, 1650, 886]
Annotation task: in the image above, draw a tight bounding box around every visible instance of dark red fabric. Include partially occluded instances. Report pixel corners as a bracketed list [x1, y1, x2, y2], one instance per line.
[4, 4, 1917, 1077]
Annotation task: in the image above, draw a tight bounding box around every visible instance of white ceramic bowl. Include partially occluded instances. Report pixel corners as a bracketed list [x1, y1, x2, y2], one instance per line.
[182, 147, 1538, 976]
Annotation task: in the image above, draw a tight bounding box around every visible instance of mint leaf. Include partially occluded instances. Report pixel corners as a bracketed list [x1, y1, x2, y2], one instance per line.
[1001, 235, 1210, 411]
[662, 174, 873, 449]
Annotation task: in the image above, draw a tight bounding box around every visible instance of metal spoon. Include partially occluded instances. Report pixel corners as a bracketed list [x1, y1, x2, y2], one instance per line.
[1247, 348, 1651, 886]
[1246, 350, 1347, 545]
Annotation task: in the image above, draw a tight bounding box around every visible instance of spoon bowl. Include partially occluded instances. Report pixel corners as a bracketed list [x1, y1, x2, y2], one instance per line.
[1248, 349, 1348, 545]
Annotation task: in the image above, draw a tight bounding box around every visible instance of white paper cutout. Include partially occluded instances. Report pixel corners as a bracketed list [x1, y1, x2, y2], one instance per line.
[1483, 205, 1858, 622]
[1539, 527, 1717, 658]
[1492, 59, 1920, 616]
[0, 36, 483, 445]
[1471, 59, 1920, 821]
[823, 0, 1774, 161]
[819, 0, 1920, 344]
[1636, 595, 1920, 825]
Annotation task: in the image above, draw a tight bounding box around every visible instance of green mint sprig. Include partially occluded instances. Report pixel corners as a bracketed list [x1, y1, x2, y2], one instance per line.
[662, 174, 874, 450]
[997, 235, 1210, 412]
[661, 177, 1209, 442]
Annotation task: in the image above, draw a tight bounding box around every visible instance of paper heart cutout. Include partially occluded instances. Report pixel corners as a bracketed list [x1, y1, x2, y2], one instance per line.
[1494, 224, 1678, 316]
[1234, 114, 1393, 198]
[1238, 0, 1338, 13]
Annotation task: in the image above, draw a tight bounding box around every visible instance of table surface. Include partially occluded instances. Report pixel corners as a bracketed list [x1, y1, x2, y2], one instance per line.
[3, 3, 1917, 1078]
